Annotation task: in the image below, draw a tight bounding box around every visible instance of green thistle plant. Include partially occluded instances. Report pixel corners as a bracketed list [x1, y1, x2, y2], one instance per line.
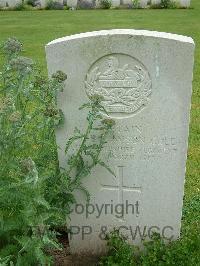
[63, 95, 116, 197]
[2, 37, 22, 57]
[0, 38, 115, 265]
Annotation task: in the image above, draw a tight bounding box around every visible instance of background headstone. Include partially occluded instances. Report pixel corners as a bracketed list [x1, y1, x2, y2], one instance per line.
[150, 0, 191, 7]
[179, 0, 190, 8]
[77, 0, 95, 9]
[151, 0, 161, 5]
[0, 0, 21, 7]
[111, 0, 120, 7]
[139, 0, 148, 8]
[46, 29, 194, 255]
[122, 0, 148, 8]
[121, 0, 131, 5]
[38, 0, 47, 8]
[67, 0, 77, 7]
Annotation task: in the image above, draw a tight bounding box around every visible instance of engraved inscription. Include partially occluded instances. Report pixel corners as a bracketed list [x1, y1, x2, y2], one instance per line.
[85, 54, 152, 118]
[101, 166, 142, 205]
[98, 124, 180, 161]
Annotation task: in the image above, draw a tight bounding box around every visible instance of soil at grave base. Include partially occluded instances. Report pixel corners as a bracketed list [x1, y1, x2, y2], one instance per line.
[49, 233, 100, 266]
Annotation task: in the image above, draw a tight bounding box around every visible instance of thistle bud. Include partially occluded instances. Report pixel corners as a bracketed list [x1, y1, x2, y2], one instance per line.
[21, 157, 35, 174]
[34, 75, 47, 87]
[0, 99, 5, 113]
[9, 111, 21, 123]
[10, 56, 33, 73]
[90, 94, 104, 104]
[44, 104, 58, 117]
[52, 70, 67, 83]
[3, 37, 22, 55]
[102, 118, 116, 129]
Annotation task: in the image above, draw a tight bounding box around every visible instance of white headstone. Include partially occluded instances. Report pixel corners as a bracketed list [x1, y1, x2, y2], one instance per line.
[121, 0, 131, 5]
[95, 0, 101, 7]
[56, 0, 64, 5]
[111, 0, 120, 7]
[39, 0, 46, 7]
[0, 0, 21, 7]
[67, 0, 77, 7]
[151, 0, 191, 7]
[151, 0, 161, 5]
[139, 0, 148, 8]
[122, 0, 148, 8]
[77, 0, 95, 8]
[179, 0, 190, 7]
[46, 29, 194, 255]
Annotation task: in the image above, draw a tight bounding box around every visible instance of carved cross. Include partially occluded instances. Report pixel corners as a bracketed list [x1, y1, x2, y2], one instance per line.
[102, 166, 142, 205]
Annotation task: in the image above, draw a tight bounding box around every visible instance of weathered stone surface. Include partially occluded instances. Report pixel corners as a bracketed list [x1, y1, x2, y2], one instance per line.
[46, 29, 194, 255]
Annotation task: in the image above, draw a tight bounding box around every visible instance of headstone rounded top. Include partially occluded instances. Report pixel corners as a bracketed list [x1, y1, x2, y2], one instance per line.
[46, 29, 194, 47]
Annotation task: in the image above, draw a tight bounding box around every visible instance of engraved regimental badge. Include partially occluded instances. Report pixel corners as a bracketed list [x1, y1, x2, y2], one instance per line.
[85, 54, 152, 118]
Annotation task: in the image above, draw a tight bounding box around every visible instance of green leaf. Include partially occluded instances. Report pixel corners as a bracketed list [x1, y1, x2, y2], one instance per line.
[34, 196, 50, 209]
[98, 161, 116, 177]
[79, 103, 91, 110]
[42, 234, 62, 250]
[65, 134, 84, 153]
[79, 185, 90, 203]
[0, 255, 13, 266]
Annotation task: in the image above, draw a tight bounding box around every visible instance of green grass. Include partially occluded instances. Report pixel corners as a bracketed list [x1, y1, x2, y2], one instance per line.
[0, 1, 199, 201]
